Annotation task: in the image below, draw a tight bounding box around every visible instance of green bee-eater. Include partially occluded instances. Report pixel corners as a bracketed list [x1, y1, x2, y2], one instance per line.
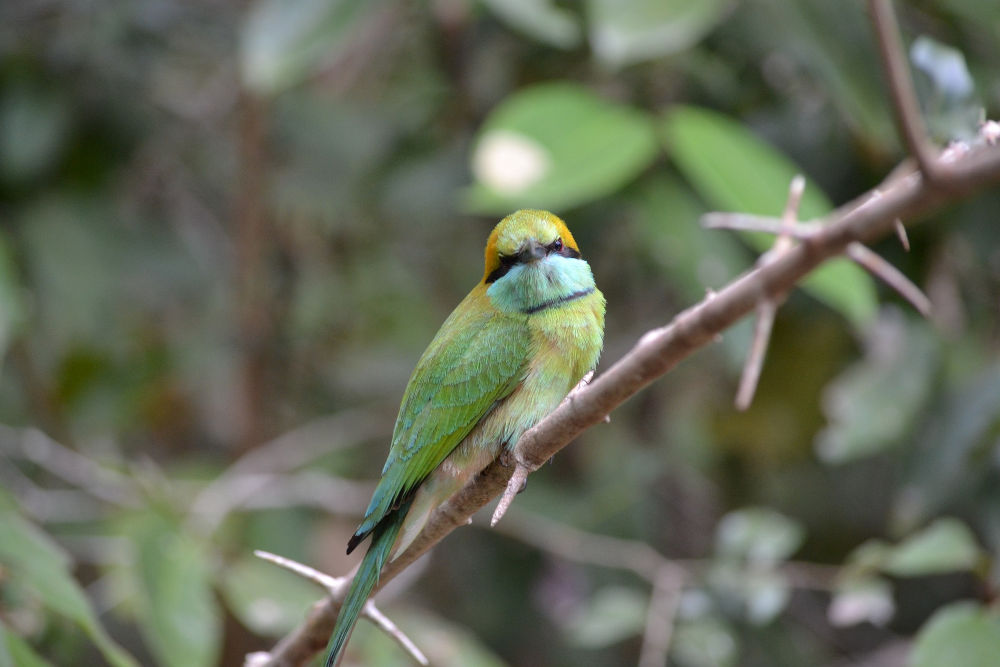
[324, 209, 606, 665]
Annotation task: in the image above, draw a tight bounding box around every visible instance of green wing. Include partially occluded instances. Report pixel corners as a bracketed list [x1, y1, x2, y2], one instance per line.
[352, 293, 530, 542]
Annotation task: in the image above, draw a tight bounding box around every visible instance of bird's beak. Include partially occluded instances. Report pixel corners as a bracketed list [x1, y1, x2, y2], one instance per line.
[515, 239, 546, 264]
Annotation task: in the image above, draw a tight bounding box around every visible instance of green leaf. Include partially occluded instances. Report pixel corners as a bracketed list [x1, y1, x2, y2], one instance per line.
[0, 622, 52, 667]
[240, 0, 380, 95]
[131, 513, 220, 667]
[464, 83, 659, 214]
[481, 0, 582, 49]
[816, 312, 937, 464]
[220, 554, 320, 635]
[716, 507, 805, 565]
[661, 105, 877, 328]
[883, 518, 981, 577]
[0, 81, 70, 185]
[587, 0, 729, 68]
[911, 603, 1000, 667]
[0, 510, 137, 667]
[564, 586, 647, 648]
[671, 615, 737, 667]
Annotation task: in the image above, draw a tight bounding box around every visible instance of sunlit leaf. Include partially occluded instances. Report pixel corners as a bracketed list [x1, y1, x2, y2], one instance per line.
[828, 577, 894, 627]
[130, 514, 220, 667]
[564, 586, 647, 648]
[482, 0, 581, 49]
[716, 507, 805, 565]
[464, 83, 658, 213]
[661, 105, 877, 328]
[587, 0, 729, 68]
[0, 510, 137, 667]
[883, 518, 981, 577]
[911, 603, 1000, 667]
[910, 36, 982, 141]
[816, 311, 937, 463]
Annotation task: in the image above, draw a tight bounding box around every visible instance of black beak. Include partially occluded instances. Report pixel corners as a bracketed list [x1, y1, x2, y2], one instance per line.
[515, 239, 546, 264]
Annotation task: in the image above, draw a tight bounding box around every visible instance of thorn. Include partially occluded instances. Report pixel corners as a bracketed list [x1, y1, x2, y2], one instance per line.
[894, 219, 910, 252]
[735, 300, 777, 411]
[847, 242, 931, 317]
[492, 460, 530, 527]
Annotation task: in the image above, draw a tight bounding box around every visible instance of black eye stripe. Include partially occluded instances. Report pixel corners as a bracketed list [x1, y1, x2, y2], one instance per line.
[484, 240, 581, 283]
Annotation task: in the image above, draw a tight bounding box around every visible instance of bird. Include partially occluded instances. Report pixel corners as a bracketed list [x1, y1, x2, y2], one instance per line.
[323, 209, 605, 666]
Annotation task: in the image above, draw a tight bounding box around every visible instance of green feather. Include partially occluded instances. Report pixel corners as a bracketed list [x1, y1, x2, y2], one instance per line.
[351, 293, 530, 546]
[324, 498, 411, 667]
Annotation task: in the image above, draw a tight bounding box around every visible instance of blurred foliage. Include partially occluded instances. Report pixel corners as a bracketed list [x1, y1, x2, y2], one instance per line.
[1, 0, 999, 665]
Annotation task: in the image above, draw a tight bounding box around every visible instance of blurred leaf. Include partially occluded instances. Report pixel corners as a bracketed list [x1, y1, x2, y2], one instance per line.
[911, 37, 974, 102]
[630, 175, 749, 297]
[464, 83, 658, 213]
[911, 603, 1000, 667]
[661, 105, 877, 328]
[349, 609, 507, 667]
[0, 234, 25, 367]
[828, 576, 894, 627]
[671, 615, 737, 667]
[883, 518, 981, 577]
[220, 554, 320, 635]
[0, 622, 51, 667]
[482, 0, 581, 50]
[0, 81, 71, 185]
[816, 311, 937, 464]
[716, 507, 805, 565]
[748, 0, 896, 152]
[0, 510, 137, 667]
[741, 570, 791, 625]
[131, 514, 220, 667]
[910, 36, 981, 141]
[564, 586, 647, 648]
[240, 0, 380, 95]
[588, 0, 729, 68]
[894, 365, 1000, 529]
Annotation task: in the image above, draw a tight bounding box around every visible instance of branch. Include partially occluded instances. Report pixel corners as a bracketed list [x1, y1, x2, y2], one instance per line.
[868, 0, 943, 183]
[256, 133, 1000, 665]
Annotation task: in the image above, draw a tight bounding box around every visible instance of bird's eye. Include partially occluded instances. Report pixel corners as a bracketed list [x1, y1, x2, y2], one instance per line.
[549, 238, 564, 253]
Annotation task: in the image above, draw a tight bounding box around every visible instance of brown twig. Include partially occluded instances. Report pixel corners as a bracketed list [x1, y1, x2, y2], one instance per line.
[868, 0, 943, 184]
[253, 551, 428, 666]
[638, 565, 685, 667]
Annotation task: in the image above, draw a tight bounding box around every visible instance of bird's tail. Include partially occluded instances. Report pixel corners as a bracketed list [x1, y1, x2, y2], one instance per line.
[324, 501, 410, 667]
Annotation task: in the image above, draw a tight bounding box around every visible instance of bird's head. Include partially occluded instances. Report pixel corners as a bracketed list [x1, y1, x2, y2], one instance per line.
[482, 209, 582, 284]
[481, 210, 596, 314]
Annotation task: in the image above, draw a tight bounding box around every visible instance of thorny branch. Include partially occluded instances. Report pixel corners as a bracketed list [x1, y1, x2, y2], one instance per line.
[254, 0, 1000, 662]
